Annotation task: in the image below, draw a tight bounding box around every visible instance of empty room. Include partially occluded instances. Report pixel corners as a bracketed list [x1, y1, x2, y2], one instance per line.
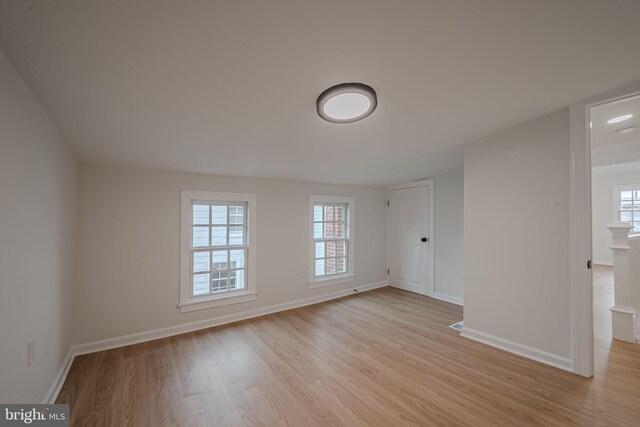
[1, 1, 640, 425]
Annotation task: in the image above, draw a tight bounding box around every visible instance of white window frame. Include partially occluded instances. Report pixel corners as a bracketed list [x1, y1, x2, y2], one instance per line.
[613, 184, 640, 235]
[308, 195, 355, 289]
[180, 190, 257, 313]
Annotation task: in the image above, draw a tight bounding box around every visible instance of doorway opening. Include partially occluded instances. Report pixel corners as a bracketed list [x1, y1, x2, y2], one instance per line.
[590, 94, 640, 369]
[569, 80, 640, 377]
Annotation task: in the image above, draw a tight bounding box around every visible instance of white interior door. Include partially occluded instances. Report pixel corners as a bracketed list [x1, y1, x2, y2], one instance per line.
[388, 184, 432, 296]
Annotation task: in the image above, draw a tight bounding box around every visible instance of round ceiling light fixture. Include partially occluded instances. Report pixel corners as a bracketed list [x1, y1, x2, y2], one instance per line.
[607, 114, 632, 124]
[317, 83, 377, 123]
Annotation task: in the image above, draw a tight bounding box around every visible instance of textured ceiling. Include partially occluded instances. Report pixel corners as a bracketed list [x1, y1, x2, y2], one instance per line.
[1, 0, 640, 185]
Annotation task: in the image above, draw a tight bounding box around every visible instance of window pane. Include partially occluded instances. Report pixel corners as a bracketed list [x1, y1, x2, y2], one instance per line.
[192, 226, 210, 247]
[212, 250, 228, 271]
[324, 206, 334, 221]
[193, 251, 210, 273]
[212, 205, 227, 225]
[193, 273, 210, 295]
[326, 257, 336, 275]
[621, 211, 632, 222]
[315, 259, 325, 276]
[310, 200, 349, 279]
[212, 271, 228, 292]
[315, 242, 325, 258]
[229, 205, 244, 224]
[229, 226, 244, 245]
[324, 222, 335, 238]
[326, 241, 336, 257]
[230, 249, 245, 269]
[212, 226, 227, 246]
[231, 269, 245, 290]
[621, 200, 633, 211]
[620, 191, 633, 200]
[193, 205, 209, 225]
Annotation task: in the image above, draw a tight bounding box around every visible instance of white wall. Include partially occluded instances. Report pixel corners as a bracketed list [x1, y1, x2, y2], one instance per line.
[74, 165, 387, 344]
[592, 162, 640, 265]
[0, 49, 78, 402]
[434, 169, 464, 304]
[463, 109, 572, 367]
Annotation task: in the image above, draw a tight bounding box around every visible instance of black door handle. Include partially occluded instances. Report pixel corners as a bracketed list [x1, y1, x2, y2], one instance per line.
[421, 237, 427, 242]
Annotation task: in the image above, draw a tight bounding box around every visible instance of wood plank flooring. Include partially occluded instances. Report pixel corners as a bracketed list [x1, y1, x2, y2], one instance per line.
[57, 273, 640, 426]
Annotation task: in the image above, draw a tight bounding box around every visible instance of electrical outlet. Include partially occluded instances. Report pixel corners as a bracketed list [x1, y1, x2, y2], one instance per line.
[28, 339, 35, 366]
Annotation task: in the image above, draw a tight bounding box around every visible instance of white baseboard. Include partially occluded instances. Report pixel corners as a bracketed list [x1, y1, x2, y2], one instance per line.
[432, 292, 463, 306]
[460, 327, 573, 373]
[46, 280, 387, 403]
[74, 280, 388, 357]
[592, 260, 613, 266]
[42, 347, 75, 404]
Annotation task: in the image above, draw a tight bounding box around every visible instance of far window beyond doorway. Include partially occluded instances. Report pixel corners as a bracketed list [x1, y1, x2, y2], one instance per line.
[616, 186, 640, 233]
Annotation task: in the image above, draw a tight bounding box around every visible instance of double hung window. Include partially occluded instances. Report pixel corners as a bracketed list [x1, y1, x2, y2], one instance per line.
[617, 187, 640, 233]
[309, 195, 354, 288]
[180, 191, 257, 312]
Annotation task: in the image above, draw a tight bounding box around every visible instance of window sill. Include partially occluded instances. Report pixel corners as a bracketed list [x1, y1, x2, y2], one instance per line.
[307, 274, 354, 289]
[179, 291, 257, 313]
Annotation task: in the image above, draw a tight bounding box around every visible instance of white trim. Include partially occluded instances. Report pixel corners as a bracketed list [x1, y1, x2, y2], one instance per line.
[612, 183, 640, 190]
[611, 306, 636, 315]
[387, 179, 435, 191]
[307, 274, 355, 289]
[569, 101, 594, 377]
[461, 327, 573, 373]
[42, 347, 75, 404]
[180, 190, 257, 313]
[432, 292, 463, 306]
[178, 291, 257, 312]
[386, 179, 435, 297]
[44, 281, 387, 403]
[569, 80, 640, 377]
[592, 260, 613, 266]
[308, 195, 355, 287]
[73, 281, 388, 356]
[448, 321, 464, 331]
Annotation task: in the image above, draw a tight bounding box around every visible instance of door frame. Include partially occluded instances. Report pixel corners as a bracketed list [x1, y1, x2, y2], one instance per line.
[569, 79, 640, 378]
[386, 179, 435, 296]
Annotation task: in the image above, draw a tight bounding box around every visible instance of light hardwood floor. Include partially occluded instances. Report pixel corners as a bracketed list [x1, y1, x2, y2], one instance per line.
[58, 271, 640, 426]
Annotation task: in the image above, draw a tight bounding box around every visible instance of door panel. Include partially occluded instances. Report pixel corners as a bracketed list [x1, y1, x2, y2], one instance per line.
[389, 185, 431, 296]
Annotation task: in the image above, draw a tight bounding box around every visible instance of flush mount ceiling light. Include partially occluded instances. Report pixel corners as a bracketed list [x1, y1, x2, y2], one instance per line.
[317, 83, 377, 123]
[607, 114, 632, 124]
